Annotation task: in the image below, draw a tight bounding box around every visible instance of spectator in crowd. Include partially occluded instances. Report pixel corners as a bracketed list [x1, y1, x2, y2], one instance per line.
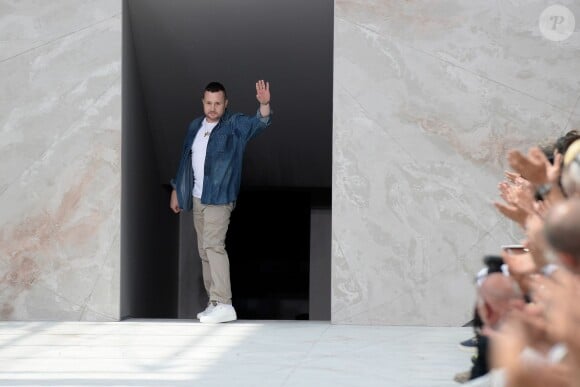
[457, 130, 580, 386]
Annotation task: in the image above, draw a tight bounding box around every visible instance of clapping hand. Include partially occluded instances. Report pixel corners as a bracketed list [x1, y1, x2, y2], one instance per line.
[495, 172, 536, 229]
[508, 147, 561, 186]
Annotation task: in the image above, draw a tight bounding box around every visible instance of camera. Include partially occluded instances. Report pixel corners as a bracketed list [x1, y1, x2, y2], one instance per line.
[483, 255, 504, 274]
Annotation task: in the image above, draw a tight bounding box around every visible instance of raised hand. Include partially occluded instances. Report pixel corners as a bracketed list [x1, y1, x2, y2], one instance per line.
[502, 250, 536, 277]
[495, 170, 539, 230]
[531, 269, 580, 348]
[255, 80, 270, 105]
[524, 214, 549, 269]
[513, 184, 536, 214]
[504, 171, 521, 184]
[504, 171, 534, 191]
[547, 150, 563, 184]
[508, 147, 555, 186]
[494, 201, 528, 229]
[534, 197, 553, 218]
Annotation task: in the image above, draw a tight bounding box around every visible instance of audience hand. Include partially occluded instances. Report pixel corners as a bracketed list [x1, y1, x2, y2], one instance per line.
[548, 151, 563, 185]
[475, 143, 579, 386]
[533, 198, 553, 219]
[495, 173, 536, 229]
[508, 147, 552, 186]
[502, 250, 536, 294]
[531, 270, 580, 351]
[524, 214, 549, 269]
[504, 171, 534, 191]
[494, 201, 528, 229]
[485, 311, 528, 370]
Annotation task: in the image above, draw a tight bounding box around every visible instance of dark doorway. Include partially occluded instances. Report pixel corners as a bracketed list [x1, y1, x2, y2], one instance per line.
[228, 189, 311, 320]
[122, 0, 333, 320]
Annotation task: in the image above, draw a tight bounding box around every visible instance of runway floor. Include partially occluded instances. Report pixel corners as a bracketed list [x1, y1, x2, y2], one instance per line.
[0, 320, 472, 386]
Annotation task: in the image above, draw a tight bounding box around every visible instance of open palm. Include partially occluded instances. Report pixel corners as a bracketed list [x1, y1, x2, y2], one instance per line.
[256, 80, 270, 104]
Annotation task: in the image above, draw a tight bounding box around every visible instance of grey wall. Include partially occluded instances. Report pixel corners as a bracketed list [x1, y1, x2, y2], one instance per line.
[177, 213, 204, 318]
[332, 0, 580, 325]
[310, 209, 332, 321]
[0, 0, 121, 321]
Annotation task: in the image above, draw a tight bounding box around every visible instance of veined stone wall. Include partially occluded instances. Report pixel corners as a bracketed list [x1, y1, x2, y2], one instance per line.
[332, 0, 580, 325]
[0, 0, 121, 321]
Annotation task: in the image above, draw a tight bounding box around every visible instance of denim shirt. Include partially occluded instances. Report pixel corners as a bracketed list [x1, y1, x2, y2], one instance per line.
[171, 109, 272, 210]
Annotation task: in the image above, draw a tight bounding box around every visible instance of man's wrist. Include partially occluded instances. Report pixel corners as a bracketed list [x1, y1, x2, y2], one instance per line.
[260, 101, 270, 106]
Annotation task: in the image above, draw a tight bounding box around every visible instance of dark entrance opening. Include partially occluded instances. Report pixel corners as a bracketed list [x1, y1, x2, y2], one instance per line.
[122, 0, 333, 320]
[229, 189, 321, 320]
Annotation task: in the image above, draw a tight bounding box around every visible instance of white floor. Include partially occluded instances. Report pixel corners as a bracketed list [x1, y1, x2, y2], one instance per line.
[0, 320, 472, 387]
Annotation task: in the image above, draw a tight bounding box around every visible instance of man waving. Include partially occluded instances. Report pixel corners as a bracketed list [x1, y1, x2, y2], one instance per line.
[170, 80, 272, 323]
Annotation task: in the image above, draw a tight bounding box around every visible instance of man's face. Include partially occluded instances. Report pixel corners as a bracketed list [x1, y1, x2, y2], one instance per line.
[202, 91, 228, 123]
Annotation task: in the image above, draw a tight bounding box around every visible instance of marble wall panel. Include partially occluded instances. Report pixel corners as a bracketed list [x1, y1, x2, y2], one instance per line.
[0, 0, 121, 321]
[333, 1, 580, 325]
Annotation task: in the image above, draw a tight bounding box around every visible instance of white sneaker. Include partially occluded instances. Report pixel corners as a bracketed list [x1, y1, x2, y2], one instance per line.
[199, 303, 237, 324]
[196, 303, 216, 320]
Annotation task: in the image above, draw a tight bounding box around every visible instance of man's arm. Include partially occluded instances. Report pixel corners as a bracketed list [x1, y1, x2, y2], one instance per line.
[168, 118, 201, 214]
[233, 80, 273, 141]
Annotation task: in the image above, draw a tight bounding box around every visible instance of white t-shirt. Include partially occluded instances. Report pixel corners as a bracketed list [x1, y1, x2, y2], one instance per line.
[192, 118, 219, 198]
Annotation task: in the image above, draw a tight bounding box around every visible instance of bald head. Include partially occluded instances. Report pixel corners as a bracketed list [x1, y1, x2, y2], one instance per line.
[479, 274, 520, 304]
[478, 273, 521, 328]
[545, 198, 580, 271]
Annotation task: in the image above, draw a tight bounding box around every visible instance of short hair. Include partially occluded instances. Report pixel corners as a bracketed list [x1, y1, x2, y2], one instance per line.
[539, 130, 580, 165]
[538, 138, 556, 164]
[203, 81, 227, 99]
[555, 130, 580, 156]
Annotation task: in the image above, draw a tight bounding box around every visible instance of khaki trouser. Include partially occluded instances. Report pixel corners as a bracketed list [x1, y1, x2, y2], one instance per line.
[192, 197, 234, 304]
